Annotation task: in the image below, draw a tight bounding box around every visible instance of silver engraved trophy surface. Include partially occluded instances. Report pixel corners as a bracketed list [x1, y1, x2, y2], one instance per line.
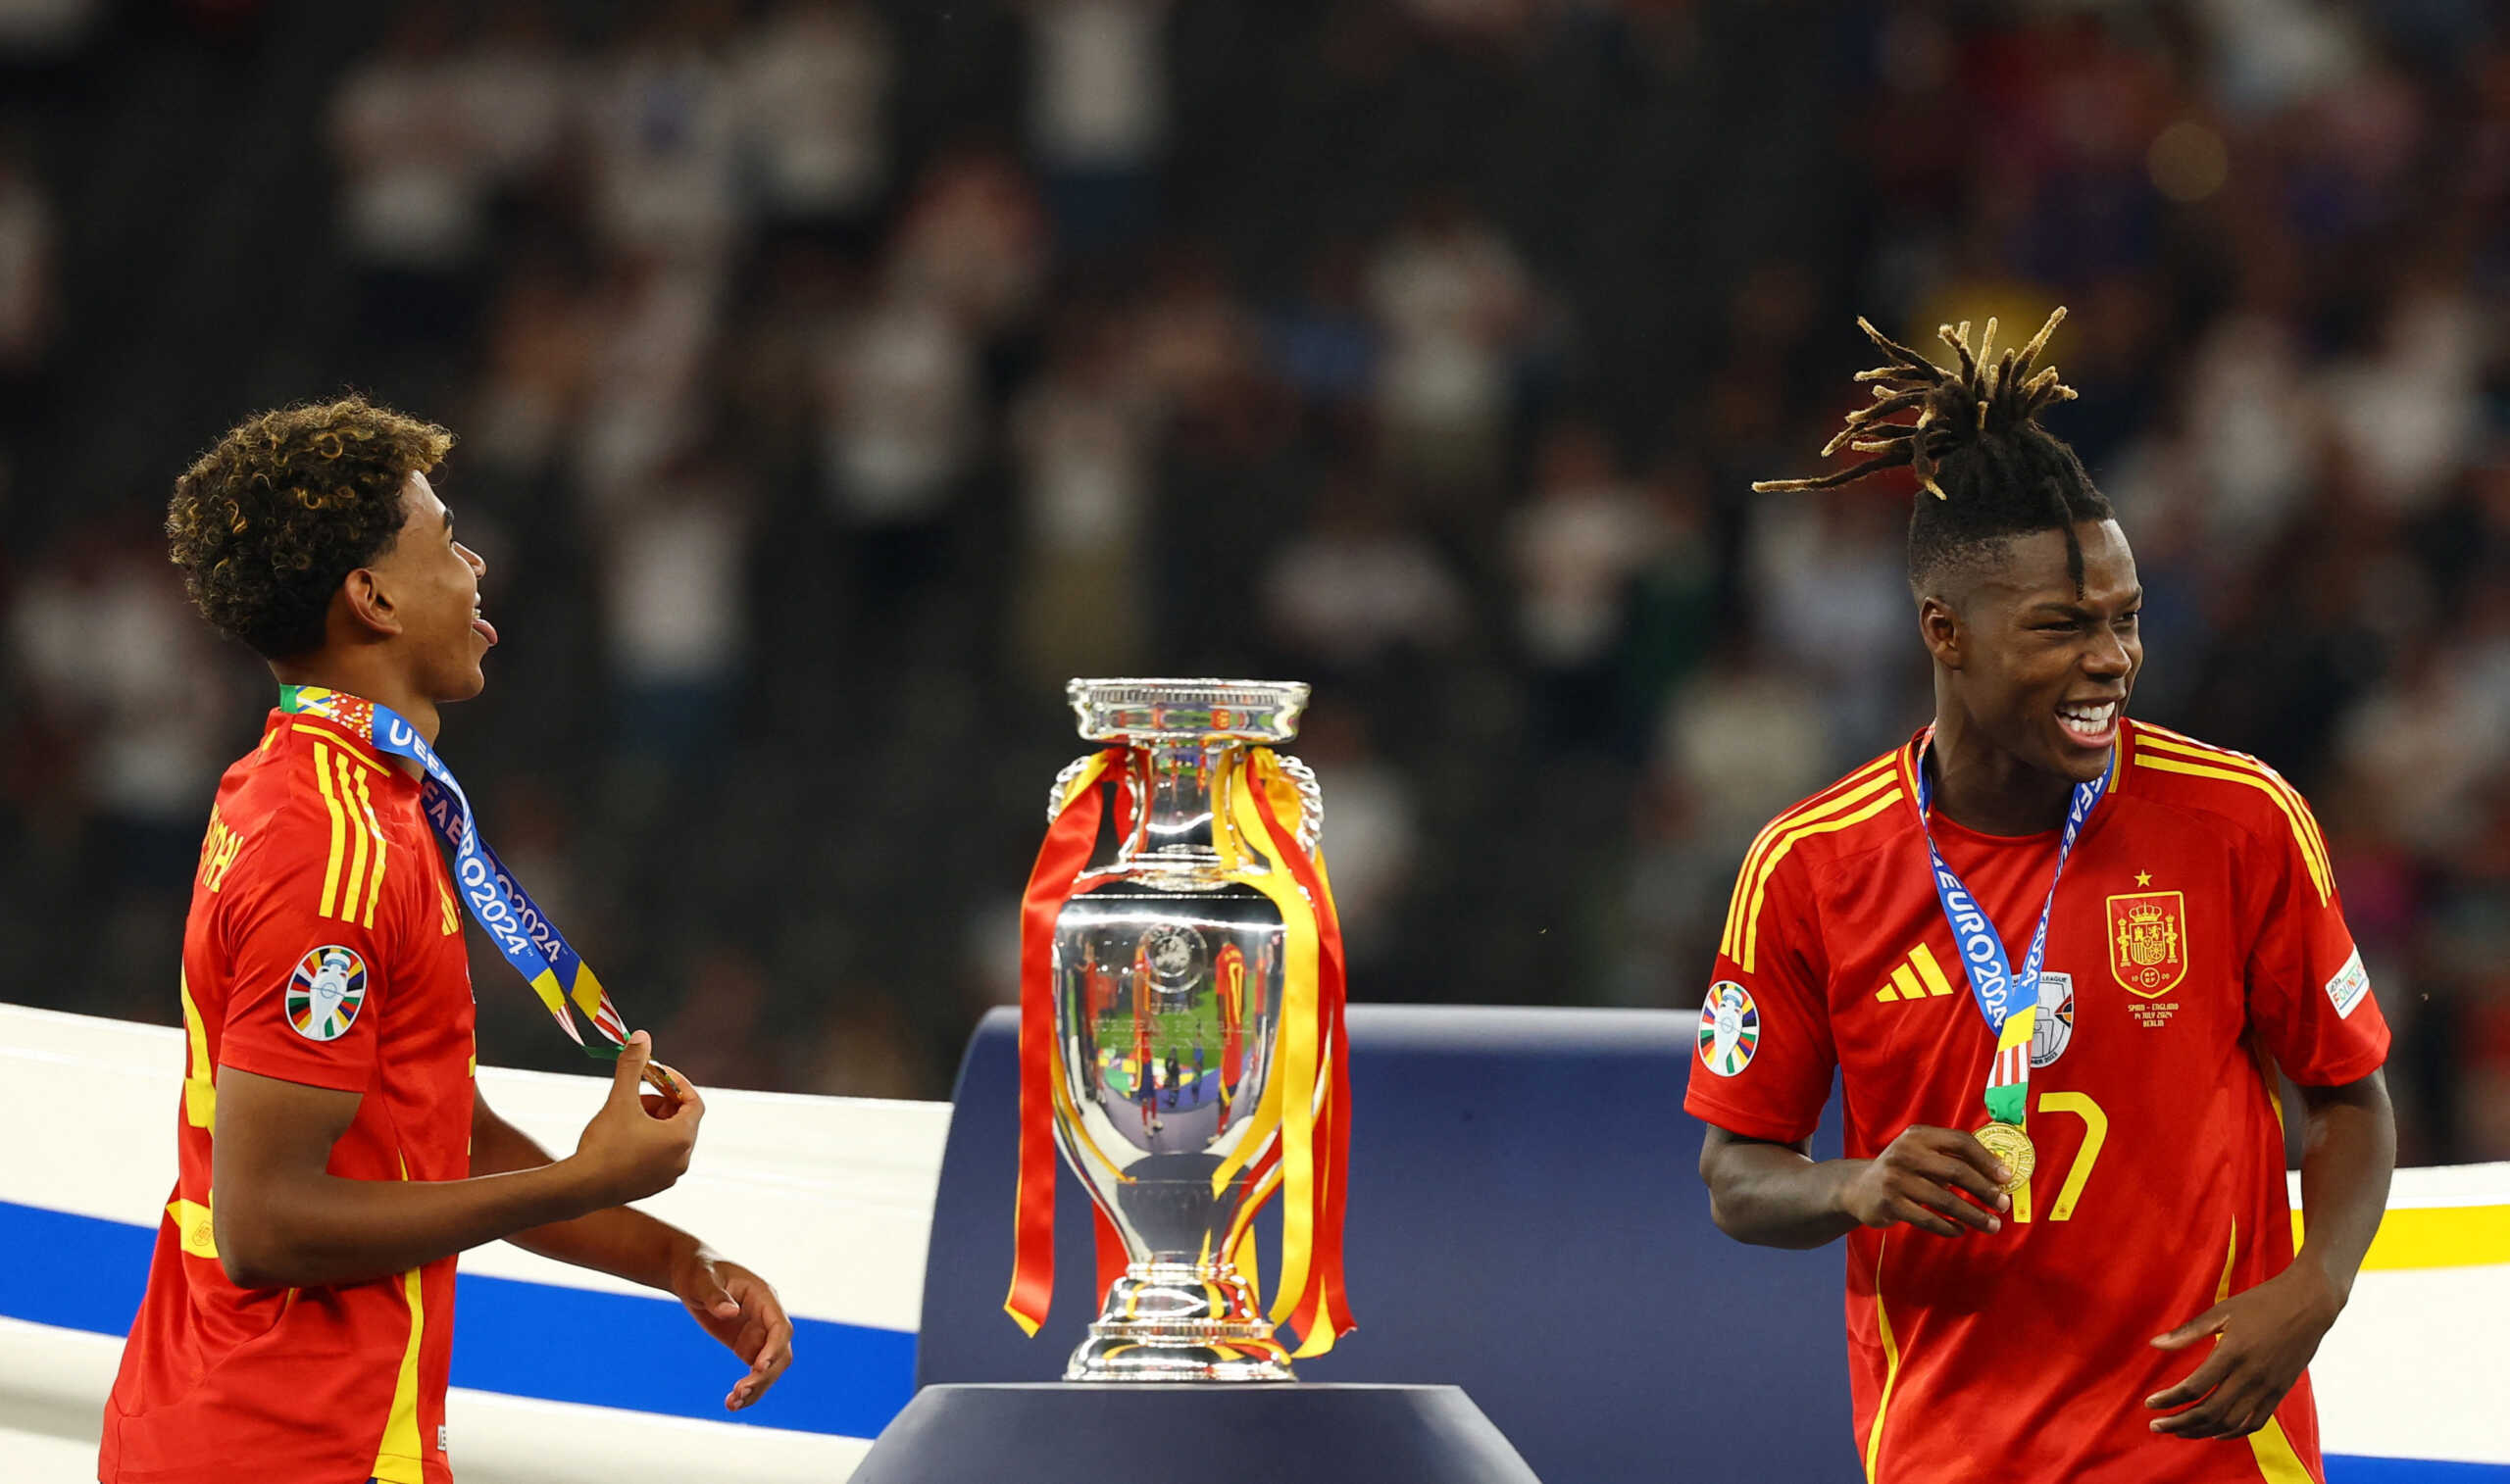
[1048, 678, 1324, 1382]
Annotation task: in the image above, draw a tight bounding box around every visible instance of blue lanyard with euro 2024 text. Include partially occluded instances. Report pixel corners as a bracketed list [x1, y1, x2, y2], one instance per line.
[1912, 732, 2110, 1130]
[279, 684, 637, 1064]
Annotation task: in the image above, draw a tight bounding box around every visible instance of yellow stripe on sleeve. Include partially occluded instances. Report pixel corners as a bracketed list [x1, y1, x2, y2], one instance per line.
[353, 767, 388, 929]
[335, 754, 372, 924]
[1727, 758, 1897, 959]
[290, 718, 384, 774]
[2132, 752, 2333, 905]
[1736, 789, 1903, 972]
[1717, 753, 1887, 964]
[312, 741, 348, 919]
[2135, 727, 2324, 845]
[2133, 729, 2333, 903]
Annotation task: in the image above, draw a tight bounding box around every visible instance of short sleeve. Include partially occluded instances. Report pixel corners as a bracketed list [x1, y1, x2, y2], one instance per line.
[2242, 791, 2387, 1087]
[215, 831, 390, 1094]
[1684, 849, 1835, 1144]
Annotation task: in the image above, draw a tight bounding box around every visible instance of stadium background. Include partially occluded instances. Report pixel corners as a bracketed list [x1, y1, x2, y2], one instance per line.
[0, 0, 2505, 1170]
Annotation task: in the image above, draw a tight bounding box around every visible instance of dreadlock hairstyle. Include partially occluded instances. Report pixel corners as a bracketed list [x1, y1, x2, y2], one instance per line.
[1754, 308, 2113, 597]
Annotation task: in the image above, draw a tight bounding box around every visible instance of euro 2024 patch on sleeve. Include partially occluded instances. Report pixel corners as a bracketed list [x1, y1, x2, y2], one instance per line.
[1698, 981, 1760, 1076]
[287, 945, 369, 1042]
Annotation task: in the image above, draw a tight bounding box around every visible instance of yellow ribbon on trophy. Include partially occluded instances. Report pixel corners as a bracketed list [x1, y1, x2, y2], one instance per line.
[1206, 747, 1353, 1356]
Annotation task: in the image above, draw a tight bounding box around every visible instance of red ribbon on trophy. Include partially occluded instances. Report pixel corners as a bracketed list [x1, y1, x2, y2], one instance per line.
[1007, 747, 1119, 1336]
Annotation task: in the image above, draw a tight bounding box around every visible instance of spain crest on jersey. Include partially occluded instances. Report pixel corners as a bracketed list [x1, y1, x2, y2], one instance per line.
[287, 944, 369, 1042]
[2106, 890, 2186, 998]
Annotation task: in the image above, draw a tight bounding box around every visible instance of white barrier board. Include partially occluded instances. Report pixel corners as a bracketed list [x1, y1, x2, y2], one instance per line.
[4, 1004, 2504, 1482]
[1, 1004, 942, 1481]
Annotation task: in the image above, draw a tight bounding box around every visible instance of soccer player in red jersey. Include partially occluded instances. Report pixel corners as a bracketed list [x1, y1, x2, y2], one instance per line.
[104, 398, 794, 1484]
[1685, 314, 2394, 1483]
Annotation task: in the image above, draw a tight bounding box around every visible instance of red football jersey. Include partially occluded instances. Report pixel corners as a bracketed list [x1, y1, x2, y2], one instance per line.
[103, 708, 476, 1484]
[1683, 720, 2387, 1484]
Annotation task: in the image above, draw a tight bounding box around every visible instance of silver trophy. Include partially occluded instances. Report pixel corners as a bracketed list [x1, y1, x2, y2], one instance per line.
[1049, 678, 1322, 1382]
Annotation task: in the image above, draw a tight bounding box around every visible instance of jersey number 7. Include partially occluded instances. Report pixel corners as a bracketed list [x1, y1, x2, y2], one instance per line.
[2008, 1091, 2107, 1223]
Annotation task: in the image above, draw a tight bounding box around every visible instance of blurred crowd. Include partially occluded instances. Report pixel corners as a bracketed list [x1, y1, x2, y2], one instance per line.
[0, 0, 2504, 1162]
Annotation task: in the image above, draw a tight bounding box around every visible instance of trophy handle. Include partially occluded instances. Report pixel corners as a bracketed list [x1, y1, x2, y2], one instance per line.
[1047, 754, 1105, 823]
[1274, 754, 1323, 856]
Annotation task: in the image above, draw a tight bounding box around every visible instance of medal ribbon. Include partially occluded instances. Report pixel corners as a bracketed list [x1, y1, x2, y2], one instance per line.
[279, 686, 628, 1057]
[1912, 733, 2110, 1125]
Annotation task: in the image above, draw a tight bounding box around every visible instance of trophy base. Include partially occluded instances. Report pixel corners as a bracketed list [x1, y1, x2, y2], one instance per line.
[1064, 1261, 1294, 1382]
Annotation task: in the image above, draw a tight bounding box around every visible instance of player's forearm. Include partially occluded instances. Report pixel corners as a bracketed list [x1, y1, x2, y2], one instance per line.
[1701, 1137, 1863, 1249]
[219, 1160, 604, 1290]
[2291, 1071, 2395, 1310]
[473, 1097, 702, 1292]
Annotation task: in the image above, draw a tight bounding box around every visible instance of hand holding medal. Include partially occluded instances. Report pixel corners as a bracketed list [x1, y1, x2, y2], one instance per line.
[639, 1061, 691, 1114]
[1973, 1120, 2035, 1194]
[1838, 1123, 2015, 1237]
[574, 1030, 709, 1207]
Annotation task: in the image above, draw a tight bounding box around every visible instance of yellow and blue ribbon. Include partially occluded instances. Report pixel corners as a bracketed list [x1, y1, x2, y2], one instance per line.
[279, 685, 628, 1058]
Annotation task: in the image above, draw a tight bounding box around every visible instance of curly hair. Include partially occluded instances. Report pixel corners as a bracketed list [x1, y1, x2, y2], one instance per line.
[167, 395, 455, 660]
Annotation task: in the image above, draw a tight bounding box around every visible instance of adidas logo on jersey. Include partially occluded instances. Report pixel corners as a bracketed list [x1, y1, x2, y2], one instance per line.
[1872, 942, 1958, 1003]
[1874, 946, 2076, 1067]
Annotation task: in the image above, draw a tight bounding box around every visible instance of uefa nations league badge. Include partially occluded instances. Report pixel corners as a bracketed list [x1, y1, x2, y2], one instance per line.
[2029, 970, 2075, 1068]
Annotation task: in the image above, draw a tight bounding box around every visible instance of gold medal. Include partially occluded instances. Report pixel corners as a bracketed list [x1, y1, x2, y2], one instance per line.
[1975, 1120, 2035, 1193]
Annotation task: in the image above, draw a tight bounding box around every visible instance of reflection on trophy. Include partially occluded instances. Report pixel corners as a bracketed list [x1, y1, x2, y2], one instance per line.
[1005, 678, 1353, 1381]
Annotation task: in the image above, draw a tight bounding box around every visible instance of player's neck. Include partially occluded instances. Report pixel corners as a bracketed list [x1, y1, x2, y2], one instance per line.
[1925, 708, 2075, 837]
[268, 651, 441, 770]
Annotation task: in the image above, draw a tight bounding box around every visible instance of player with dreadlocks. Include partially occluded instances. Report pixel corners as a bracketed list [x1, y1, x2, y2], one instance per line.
[1684, 312, 2394, 1482]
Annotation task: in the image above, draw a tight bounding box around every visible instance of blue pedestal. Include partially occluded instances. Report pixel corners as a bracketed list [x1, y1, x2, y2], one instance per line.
[851, 1383, 1542, 1484]
[918, 1005, 1857, 1482]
